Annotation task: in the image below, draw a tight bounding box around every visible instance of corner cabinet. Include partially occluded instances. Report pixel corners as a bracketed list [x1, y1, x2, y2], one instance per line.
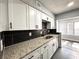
[8, 0, 28, 30]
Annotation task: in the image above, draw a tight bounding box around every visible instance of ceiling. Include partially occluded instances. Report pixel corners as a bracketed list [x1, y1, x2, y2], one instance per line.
[39, 0, 79, 14]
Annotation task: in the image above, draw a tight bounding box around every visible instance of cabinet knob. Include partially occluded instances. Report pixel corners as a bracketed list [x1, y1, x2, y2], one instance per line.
[44, 46, 47, 49]
[28, 56, 34, 59]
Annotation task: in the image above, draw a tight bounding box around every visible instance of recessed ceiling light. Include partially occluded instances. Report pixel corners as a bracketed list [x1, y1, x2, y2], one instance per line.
[67, 1, 74, 7]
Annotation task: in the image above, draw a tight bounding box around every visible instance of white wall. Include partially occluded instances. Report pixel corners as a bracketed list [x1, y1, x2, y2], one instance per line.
[56, 9, 79, 20]
[0, 0, 9, 32]
[62, 35, 79, 42]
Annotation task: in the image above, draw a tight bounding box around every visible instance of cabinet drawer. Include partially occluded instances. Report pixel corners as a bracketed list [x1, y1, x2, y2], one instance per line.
[48, 40, 53, 45]
[40, 44, 48, 53]
[34, 48, 41, 54]
[22, 48, 41, 59]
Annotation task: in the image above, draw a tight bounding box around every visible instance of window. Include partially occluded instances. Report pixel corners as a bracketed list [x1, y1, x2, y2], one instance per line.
[66, 23, 73, 35]
[56, 21, 67, 35]
[74, 22, 79, 35]
[56, 19, 79, 36]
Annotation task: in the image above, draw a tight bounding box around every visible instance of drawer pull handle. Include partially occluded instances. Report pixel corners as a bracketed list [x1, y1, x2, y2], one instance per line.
[28, 56, 34, 59]
[44, 46, 47, 48]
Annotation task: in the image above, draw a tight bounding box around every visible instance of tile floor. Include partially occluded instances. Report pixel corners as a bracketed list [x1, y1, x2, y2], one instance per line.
[51, 40, 79, 59]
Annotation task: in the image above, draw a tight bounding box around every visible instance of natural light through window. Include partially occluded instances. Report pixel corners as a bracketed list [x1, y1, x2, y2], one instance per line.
[74, 22, 79, 35]
[57, 20, 79, 36]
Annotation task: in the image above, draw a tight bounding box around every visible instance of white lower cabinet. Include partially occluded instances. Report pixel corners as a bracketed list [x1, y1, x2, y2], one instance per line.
[23, 53, 40, 59]
[53, 38, 58, 53]
[23, 48, 41, 59]
[42, 50, 48, 59]
[22, 38, 58, 59]
[40, 44, 48, 59]
[27, 53, 40, 59]
[48, 40, 54, 59]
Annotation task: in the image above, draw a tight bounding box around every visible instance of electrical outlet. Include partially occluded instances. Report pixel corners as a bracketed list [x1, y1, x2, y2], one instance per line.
[29, 32, 32, 36]
[35, 25, 38, 29]
[40, 31, 42, 34]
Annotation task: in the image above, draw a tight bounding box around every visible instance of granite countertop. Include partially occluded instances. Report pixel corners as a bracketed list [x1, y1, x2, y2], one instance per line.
[4, 34, 58, 59]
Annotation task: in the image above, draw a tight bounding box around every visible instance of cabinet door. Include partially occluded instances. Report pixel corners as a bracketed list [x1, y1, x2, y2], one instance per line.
[28, 6, 36, 29]
[42, 50, 48, 59]
[22, 52, 40, 59]
[32, 53, 40, 59]
[53, 38, 58, 53]
[41, 13, 47, 20]
[8, 0, 27, 30]
[36, 10, 42, 29]
[48, 40, 54, 59]
[40, 44, 48, 59]
[55, 37, 58, 49]
[50, 18, 55, 29]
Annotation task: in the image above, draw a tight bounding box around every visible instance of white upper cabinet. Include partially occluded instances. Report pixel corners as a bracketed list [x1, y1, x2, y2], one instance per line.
[51, 18, 55, 29]
[8, 0, 27, 30]
[8, 0, 54, 30]
[36, 10, 42, 30]
[8, 0, 42, 30]
[49, 17, 55, 29]
[41, 13, 47, 21]
[45, 16, 55, 29]
[28, 6, 36, 30]
[28, 6, 42, 30]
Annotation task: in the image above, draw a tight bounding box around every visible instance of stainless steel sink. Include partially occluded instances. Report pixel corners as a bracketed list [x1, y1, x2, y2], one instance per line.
[45, 36, 53, 39]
